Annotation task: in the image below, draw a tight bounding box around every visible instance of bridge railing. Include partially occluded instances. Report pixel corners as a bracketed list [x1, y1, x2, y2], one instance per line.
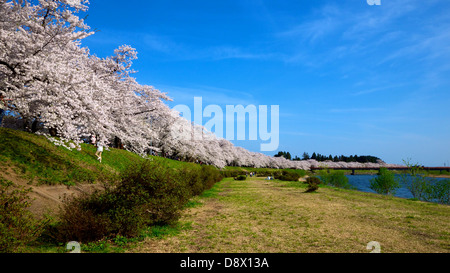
[309, 166, 450, 175]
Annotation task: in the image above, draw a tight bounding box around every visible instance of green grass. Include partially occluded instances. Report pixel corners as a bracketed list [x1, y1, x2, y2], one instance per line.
[64, 222, 195, 253]
[223, 166, 308, 177]
[3, 128, 449, 254]
[426, 170, 450, 176]
[0, 128, 196, 186]
[131, 177, 450, 253]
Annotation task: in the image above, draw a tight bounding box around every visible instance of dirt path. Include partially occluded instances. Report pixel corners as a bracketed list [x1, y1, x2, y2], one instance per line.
[131, 178, 450, 253]
[1, 167, 102, 218]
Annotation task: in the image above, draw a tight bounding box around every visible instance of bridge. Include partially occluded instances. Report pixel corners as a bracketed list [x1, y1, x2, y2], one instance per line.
[310, 166, 450, 175]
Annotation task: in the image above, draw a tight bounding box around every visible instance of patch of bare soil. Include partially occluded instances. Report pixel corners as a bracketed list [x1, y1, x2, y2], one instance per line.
[1, 167, 102, 219]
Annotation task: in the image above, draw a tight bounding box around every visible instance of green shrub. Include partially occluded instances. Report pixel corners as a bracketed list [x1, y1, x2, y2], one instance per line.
[257, 169, 278, 177]
[180, 165, 203, 197]
[428, 179, 450, 205]
[49, 192, 114, 243]
[109, 159, 192, 227]
[0, 179, 45, 252]
[369, 168, 400, 196]
[400, 174, 430, 200]
[200, 165, 223, 191]
[398, 160, 449, 204]
[234, 175, 247, 181]
[274, 170, 301, 181]
[410, 177, 450, 205]
[318, 170, 352, 189]
[220, 169, 246, 178]
[52, 159, 223, 243]
[305, 176, 321, 193]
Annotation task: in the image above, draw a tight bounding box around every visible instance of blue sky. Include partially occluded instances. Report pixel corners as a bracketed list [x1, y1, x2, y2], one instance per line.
[80, 0, 450, 166]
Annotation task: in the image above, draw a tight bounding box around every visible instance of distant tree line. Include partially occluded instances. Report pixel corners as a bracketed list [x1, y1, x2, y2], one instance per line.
[274, 151, 382, 164]
[274, 151, 293, 160]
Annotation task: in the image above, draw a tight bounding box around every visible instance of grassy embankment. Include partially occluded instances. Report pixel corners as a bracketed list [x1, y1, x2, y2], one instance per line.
[0, 127, 191, 187]
[1, 128, 449, 253]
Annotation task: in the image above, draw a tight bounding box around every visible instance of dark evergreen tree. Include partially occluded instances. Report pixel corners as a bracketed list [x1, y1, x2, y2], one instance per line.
[286, 152, 292, 160]
[302, 152, 310, 160]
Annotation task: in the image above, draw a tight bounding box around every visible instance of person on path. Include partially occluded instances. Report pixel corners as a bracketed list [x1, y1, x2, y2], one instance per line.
[95, 143, 103, 163]
[90, 134, 96, 145]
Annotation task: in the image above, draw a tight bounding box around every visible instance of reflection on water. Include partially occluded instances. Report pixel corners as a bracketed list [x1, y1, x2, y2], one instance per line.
[345, 175, 448, 201]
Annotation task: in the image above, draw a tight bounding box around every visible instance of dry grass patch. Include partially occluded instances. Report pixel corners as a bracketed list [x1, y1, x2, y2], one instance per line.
[131, 177, 450, 253]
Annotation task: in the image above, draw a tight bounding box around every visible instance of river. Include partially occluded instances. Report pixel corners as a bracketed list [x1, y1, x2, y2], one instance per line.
[346, 174, 449, 201]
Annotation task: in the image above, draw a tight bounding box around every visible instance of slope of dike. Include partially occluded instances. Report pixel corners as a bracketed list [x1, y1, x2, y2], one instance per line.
[0, 128, 183, 217]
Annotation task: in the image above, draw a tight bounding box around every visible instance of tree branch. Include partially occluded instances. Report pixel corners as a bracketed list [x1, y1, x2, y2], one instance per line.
[131, 108, 156, 116]
[0, 60, 17, 75]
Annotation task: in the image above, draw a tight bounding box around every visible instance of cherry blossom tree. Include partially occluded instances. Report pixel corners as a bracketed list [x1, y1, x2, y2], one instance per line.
[0, 0, 173, 155]
[1, 0, 93, 127]
[0, 0, 402, 170]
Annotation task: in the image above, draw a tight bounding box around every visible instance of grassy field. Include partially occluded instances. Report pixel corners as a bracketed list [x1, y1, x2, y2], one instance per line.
[131, 177, 450, 253]
[1, 128, 449, 253]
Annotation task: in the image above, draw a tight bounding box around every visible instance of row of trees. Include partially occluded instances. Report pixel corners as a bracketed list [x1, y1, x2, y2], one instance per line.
[0, 1, 396, 170]
[275, 151, 382, 164]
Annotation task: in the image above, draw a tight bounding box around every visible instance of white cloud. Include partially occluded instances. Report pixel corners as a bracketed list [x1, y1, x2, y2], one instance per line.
[277, 4, 343, 45]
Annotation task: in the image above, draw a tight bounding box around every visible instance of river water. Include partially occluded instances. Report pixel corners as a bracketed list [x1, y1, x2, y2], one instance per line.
[345, 174, 449, 201]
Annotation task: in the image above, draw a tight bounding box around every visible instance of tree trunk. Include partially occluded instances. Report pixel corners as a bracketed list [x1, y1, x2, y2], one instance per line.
[22, 117, 30, 132]
[49, 127, 57, 137]
[31, 119, 39, 133]
[114, 136, 123, 149]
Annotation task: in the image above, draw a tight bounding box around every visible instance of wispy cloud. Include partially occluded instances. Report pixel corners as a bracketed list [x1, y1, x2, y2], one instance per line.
[341, 0, 419, 40]
[378, 29, 450, 65]
[142, 34, 183, 54]
[201, 46, 273, 61]
[329, 107, 385, 113]
[273, 0, 448, 67]
[142, 33, 272, 61]
[277, 4, 343, 45]
[352, 83, 408, 96]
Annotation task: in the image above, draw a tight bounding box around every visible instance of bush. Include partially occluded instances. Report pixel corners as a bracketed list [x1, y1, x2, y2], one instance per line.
[318, 170, 352, 189]
[428, 179, 450, 205]
[200, 165, 223, 191]
[220, 169, 246, 178]
[407, 177, 450, 205]
[369, 168, 400, 196]
[274, 170, 301, 181]
[50, 192, 114, 243]
[181, 166, 204, 196]
[0, 179, 45, 252]
[52, 159, 223, 243]
[399, 160, 449, 204]
[234, 175, 247, 181]
[304, 176, 321, 193]
[400, 174, 429, 200]
[253, 169, 277, 177]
